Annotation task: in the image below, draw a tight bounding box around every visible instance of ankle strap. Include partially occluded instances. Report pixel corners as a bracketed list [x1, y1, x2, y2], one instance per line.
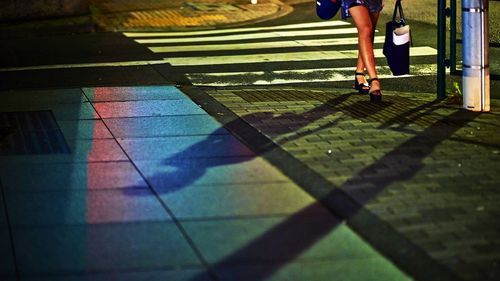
[355, 72, 365, 76]
[368, 77, 379, 84]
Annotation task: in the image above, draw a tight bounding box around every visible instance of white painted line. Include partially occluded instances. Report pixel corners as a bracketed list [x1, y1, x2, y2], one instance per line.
[123, 21, 351, 37]
[0, 60, 167, 72]
[135, 28, 360, 44]
[187, 64, 440, 87]
[149, 36, 385, 53]
[165, 46, 438, 66]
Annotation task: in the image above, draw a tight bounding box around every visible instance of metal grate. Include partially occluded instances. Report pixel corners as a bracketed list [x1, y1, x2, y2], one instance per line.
[0, 111, 70, 155]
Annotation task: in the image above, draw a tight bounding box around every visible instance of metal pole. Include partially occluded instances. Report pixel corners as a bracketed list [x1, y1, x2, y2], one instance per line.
[437, 0, 447, 99]
[450, 0, 457, 74]
[462, 0, 490, 111]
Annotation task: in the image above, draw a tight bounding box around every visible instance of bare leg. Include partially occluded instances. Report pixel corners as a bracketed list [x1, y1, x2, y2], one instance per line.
[356, 12, 379, 74]
[350, 6, 381, 92]
[368, 12, 380, 90]
[355, 54, 367, 85]
[370, 12, 380, 41]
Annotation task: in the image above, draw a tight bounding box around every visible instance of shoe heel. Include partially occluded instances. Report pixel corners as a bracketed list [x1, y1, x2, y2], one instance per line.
[369, 92, 382, 102]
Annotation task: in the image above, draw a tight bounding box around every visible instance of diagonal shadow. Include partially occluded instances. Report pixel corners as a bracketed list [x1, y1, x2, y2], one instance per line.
[124, 89, 474, 280]
[130, 94, 370, 194]
[184, 104, 478, 281]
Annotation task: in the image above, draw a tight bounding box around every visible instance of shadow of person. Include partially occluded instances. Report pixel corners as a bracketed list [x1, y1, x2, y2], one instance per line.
[184, 106, 481, 281]
[121, 92, 482, 281]
[126, 94, 379, 194]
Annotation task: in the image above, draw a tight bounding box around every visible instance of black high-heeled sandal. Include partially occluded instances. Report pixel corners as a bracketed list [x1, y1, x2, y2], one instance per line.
[368, 77, 382, 102]
[354, 72, 370, 95]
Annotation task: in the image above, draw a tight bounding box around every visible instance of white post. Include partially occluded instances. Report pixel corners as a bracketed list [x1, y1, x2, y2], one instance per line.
[462, 0, 490, 112]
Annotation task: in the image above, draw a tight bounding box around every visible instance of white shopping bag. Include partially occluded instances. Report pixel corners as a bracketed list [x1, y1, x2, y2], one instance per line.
[393, 25, 410, 45]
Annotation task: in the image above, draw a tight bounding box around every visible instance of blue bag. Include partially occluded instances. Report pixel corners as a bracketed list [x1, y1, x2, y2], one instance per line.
[316, 0, 341, 20]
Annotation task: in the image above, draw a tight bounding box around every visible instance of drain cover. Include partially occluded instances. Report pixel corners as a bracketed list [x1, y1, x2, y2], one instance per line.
[0, 111, 70, 155]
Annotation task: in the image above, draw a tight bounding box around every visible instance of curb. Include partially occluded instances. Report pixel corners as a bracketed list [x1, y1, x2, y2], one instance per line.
[92, 0, 295, 32]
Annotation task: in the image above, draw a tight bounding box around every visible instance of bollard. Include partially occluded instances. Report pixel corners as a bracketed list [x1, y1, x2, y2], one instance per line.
[462, 0, 490, 112]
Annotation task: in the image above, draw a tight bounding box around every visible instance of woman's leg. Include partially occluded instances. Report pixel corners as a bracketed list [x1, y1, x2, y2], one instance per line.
[370, 12, 380, 41]
[350, 6, 381, 92]
[368, 12, 381, 91]
[355, 54, 367, 85]
[356, 12, 379, 73]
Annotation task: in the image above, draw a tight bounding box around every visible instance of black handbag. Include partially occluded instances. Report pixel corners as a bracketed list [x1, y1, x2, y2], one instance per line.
[316, 0, 341, 20]
[383, 0, 411, 76]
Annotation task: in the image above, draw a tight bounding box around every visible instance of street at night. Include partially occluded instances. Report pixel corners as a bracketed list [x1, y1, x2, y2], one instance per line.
[0, 1, 499, 280]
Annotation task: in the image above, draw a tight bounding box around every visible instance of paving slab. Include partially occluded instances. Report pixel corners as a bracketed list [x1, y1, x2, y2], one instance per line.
[133, 157, 290, 194]
[182, 215, 410, 280]
[117, 135, 255, 161]
[82, 86, 189, 102]
[5, 189, 170, 226]
[158, 182, 328, 219]
[103, 115, 226, 137]
[0, 162, 148, 191]
[57, 120, 114, 140]
[214, 258, 410, 281]
[0, 139, 128, 164]
[93, 99, 206, 118]
[13, 222, 202, 275]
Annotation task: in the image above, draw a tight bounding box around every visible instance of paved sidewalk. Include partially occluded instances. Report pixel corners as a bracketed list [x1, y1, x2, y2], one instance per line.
[2, 84, 499, 281]
[194, 86, 500, 281]
[0, 85, 411, 281]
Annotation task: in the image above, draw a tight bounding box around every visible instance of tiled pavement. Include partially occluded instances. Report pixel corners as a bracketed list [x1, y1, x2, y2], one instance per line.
[193, 87, 500, 281]
[0, 86, 411, 280]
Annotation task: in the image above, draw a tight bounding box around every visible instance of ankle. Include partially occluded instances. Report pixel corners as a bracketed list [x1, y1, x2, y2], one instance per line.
[355, 72, 367, 83]
[368, 78, 381, 90]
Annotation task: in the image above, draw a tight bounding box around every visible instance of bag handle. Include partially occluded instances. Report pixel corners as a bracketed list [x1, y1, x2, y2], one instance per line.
[391, 0, 413, 46]
[392, 0, 405, 22]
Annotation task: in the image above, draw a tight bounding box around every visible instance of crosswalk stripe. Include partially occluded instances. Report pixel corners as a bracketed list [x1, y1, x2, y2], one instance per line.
[134, 28, 360, 44]
[123, 20, 438, 88]
[123, 21, 351, 38]
[163, 46, 437, 66]
[186, 64, 440, 86]
[148, 36, 385, 53]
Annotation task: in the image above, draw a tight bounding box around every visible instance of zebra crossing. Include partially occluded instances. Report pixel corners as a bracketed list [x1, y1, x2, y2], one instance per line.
[124, 21, 438, 87]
